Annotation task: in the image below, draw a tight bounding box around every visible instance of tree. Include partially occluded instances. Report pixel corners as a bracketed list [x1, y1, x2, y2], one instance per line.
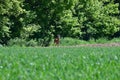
[0, 0, 25, 44]
[74, 0, 120, 40]
[23, 0, 76, 46]
[59, 10, 80, 38]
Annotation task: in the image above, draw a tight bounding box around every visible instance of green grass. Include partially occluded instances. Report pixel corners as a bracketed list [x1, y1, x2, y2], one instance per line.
[50, 37, 120, 46]
[59, 37, 88, 46]
[0, 46, 120, 80]
[91, 37, 120, 44]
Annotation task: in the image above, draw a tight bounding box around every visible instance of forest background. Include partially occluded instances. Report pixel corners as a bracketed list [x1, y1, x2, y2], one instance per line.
[0, 0, 120, 46]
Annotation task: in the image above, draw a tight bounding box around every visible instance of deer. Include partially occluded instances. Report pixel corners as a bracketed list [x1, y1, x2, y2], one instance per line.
[54, 34, 60, 46]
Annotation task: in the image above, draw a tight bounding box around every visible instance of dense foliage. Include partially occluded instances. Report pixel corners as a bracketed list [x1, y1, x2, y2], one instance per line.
[0, 0, 120, 46]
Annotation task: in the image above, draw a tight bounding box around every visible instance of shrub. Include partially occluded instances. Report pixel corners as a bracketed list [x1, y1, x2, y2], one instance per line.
[8, 38, 39, 47]
[8, 38, 26, 47]
[26, 39, 38, 47]
[0, 44, 3, 47]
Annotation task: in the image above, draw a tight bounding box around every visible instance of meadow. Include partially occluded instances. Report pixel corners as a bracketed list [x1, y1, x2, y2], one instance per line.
[0, 46, 120, 80]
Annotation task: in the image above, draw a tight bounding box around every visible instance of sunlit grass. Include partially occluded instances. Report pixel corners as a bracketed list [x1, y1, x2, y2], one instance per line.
[0, 47, 120, 80]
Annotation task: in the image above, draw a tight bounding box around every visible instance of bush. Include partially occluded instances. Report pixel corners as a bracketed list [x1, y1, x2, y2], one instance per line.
[0, 44, 3, 47]
[26, 39, 38, 47]
[8, 38, 26, 47]
[37, 39, 44, 46]
[8, 38, 38, 47]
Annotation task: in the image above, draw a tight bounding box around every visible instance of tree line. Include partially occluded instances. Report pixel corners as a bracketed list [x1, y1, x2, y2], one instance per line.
[0, 0, 120, 46]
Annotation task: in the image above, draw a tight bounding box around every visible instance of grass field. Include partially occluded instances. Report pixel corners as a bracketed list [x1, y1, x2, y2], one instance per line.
[0, 46, 120, 80]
